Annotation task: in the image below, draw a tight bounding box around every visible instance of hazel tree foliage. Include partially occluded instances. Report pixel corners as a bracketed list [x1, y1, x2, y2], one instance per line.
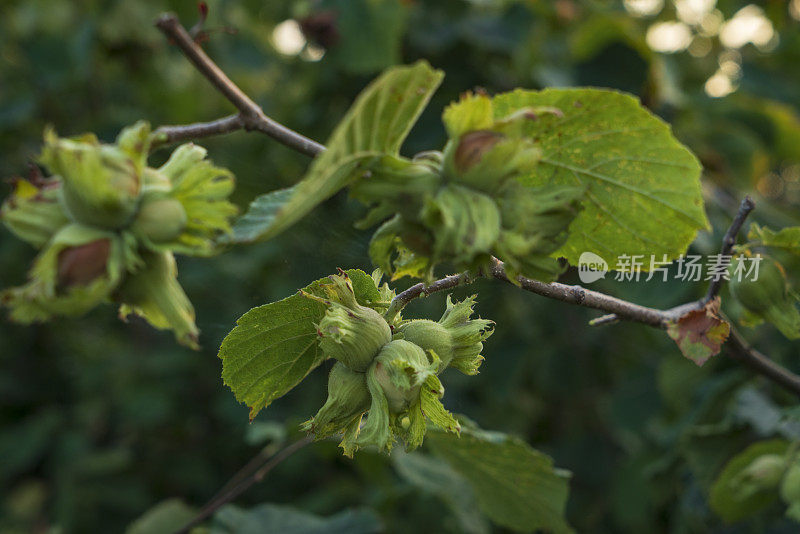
[3, 12, 800, 533]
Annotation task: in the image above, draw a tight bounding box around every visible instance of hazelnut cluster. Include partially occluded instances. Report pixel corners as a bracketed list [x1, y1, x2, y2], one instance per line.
[1, 122, 237, 347]
[353, 92, 584, 283]
[300, 272, 493, 456]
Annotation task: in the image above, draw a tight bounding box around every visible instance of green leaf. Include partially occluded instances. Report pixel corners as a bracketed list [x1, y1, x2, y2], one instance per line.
[244, 420, 288, 447]
[229, 61, 444, 243]
[491, 88, 709, 266]
[126, 499, 196, 534]
[709, 439, 790, 523]
[218, 269, 384, 419]
[568, 13, 651, 62]
[219, 291, 325, 420]
[347, 268, 384, 307]
[732, 387, 800, 440]
[748, 223, 800, 254]
[427, 423, 573, 533]
[210, 503, 382, 534]
[392, 450, 490, 534]
[745, 97, 800, 162]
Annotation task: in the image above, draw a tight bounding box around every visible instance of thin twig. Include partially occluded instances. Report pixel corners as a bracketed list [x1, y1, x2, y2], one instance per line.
[155, 13, 325, 157]
[173, 436, 312, 534]
[588, 314, 620, 327]
[151, 114, 244, 149]
[725, 326, 800, 395]
[704, 195, 755, 302]
[205, 445, 274, 506]
[385, 272, 473, 323]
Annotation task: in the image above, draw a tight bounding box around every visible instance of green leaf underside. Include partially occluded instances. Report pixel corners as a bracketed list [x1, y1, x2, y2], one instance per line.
[709, 439, 789, 523]
[427, 426, 573, 533]
[224, 186, 295, 244]
[218, 269, 380, 419]
[392, 451, 489, 534]
[229, 61, 444, 243]
[492, 88, 708, 266]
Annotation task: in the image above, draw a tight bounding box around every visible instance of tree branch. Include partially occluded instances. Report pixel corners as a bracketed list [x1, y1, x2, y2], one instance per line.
[387, 257, 676, 328]
[386, 258, 800, 397]
[486, 258, 671, 327]
[567, 198, 797, 396]
[154, 13, 324, 157]
[591, 196, 757, 327]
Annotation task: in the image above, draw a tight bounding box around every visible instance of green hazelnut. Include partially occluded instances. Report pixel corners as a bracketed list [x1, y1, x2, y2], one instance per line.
[303, 362, 370, 439]
[131, 193, 188, 244]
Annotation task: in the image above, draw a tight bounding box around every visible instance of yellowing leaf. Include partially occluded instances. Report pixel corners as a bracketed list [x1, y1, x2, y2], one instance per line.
[666, 298, 730, 366]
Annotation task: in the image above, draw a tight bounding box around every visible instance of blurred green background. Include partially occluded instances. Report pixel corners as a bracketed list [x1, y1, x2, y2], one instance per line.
[2, 0, 800, 532]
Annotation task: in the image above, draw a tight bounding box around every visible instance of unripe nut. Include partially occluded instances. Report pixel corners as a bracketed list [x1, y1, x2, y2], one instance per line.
[372, 339, 430, 413]
[304, 362, 370, 436]
[318, 304, 392, 372]
[453, 130, 504, 174]
[396, 319, 453, 368]
[132, 195, 188, 243]
[57, 238, 111, 288]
